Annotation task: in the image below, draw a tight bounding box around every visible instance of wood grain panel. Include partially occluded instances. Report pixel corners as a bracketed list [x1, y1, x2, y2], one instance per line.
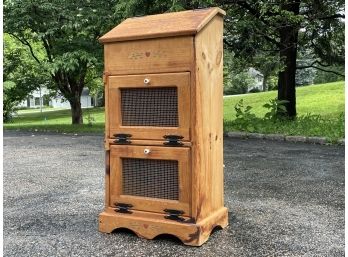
[191, 16, 225, 221]
[99, 207, 228, 246]
[104, 37, 193, 75]
[109, 145, 191, 215]
[99, 8, 225, 43]
[108, 72, 191, 140]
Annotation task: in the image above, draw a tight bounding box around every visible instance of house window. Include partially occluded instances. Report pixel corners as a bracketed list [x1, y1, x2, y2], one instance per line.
[34, 97, 41, 106]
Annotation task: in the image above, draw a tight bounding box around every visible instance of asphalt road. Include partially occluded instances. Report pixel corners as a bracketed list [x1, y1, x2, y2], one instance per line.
[3, 131, 344, 257]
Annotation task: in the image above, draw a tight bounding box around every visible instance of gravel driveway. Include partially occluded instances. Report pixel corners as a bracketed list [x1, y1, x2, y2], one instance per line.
[3, 131, 344, 257]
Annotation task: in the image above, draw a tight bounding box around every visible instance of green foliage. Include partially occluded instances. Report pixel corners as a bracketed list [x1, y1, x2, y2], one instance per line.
[248, 88, 261, 93]
[4, 0, 119, 124]
[222, 0, 344, 116]
[3, 81, 18, 122]
[224, 112, 344, 143]
[225, 98, 344, 142]
[3, 34, 49, 122]
[113, 0, 212, 18]
[296, 66, 316, 86]
[224, 55, 255, 95]
[224, 81, 344, 119]
[223, 81, 344, 142]
[267, 76, 278, 91]
[231, 98, 288, 132]
[263, 99, 288, 120]
[232, 99, 257, 132]
[313, 65, 345, 84]
[232, 72, 254, 95]
[223, 1, 344, 70]
[86, 113, 96, 127]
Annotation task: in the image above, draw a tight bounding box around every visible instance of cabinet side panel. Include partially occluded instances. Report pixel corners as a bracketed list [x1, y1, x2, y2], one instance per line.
[192, 16, 224, 221]
[103, 71, 110, 139]
[105, 149, 110, 208]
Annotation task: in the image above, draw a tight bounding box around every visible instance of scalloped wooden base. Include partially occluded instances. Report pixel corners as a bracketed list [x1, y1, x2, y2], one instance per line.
[99, 207, 228, 246]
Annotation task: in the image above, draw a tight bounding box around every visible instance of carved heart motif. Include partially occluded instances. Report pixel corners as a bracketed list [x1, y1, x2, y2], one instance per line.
[145, 52, 151, 57]
[143, 224, 149, 229]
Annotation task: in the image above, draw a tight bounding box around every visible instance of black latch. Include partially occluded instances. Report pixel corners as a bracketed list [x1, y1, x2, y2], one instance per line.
[114, 203, 133, 214]
[163, 135, 184, 146]
[164, 209, 185, 222]
[113, 134, 132, 144]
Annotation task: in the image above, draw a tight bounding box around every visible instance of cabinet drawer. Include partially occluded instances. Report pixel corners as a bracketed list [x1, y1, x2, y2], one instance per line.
[108, 72, 190, 141]
[109, 145, 191, 215]
[104, 36, 194, 75]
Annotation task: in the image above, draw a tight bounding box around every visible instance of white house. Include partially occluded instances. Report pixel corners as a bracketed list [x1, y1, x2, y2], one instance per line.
[17, 87, 50, 108]
[49, 88, 94, 108]
[247, 67, 264, 92]
[18, 87, 94, 109]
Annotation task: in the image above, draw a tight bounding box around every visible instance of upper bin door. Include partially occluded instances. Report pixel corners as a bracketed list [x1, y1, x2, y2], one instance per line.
[107, 72, 190, 141]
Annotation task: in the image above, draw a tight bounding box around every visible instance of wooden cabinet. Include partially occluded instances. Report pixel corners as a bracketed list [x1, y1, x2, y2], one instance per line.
[99, 7, 228, 246]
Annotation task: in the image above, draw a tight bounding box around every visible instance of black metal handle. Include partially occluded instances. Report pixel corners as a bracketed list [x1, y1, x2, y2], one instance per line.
[115, 203, 133, 214]
[163, 135, 184, 146]
[164, 209, 185, 221]
[113, 134, 132, 144]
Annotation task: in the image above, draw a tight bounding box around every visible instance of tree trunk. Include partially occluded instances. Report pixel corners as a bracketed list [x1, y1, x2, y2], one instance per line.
[69, 96, 83, 124]
[52, 68, 86, 125]
[277, 1, 300, 118]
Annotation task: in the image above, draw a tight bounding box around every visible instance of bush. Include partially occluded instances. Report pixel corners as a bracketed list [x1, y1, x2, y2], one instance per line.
[224, 71, 255, 95]
[266, 76, 278, 90]
[224, 98, 344, 142]
[3, 81, 19, 123]
[231, 99, 258, 132]
[263, 98, 288, 120]
[248, 88, 261, 93]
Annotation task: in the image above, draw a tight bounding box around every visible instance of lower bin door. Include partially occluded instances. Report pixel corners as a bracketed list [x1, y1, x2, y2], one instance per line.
[109, 145, 191, 216]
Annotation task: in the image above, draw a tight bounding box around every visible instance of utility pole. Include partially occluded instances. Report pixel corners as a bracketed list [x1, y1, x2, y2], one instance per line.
[39, 86, 43, 113]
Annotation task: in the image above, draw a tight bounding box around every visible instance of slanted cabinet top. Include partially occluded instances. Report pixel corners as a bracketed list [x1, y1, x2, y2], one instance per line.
[99, 7, 225, 43]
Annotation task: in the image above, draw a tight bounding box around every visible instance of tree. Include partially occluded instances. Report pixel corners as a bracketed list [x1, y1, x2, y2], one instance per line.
[4, 0, 119, 124]
[252, 55, 280, 92]
[313, 65, 344, 84]
[119, 0, 344, 117]
[5, 0, 344, 121]
[3, 34, 49, 122]
[220, 0, 344, 117]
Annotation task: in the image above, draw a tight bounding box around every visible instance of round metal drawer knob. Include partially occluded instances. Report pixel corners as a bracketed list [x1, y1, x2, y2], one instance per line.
[144, 78, 150, 84]
[144, 149, 151, 154]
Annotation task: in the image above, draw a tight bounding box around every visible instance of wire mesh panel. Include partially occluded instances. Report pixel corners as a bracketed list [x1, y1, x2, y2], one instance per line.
[120, 87, 179, 127]
[122, 158, 179, 200]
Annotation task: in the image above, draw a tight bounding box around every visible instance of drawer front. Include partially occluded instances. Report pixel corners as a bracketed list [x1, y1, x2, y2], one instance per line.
[104, 36, 194, 75]
[108, 72, 190, 141]
[109, 145, 191, 215]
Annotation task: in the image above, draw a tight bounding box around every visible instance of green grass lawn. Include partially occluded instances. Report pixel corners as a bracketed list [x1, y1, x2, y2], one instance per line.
[4, 107, 105, 133]
[4, 81, 344, 141]
[224, 81, 344, 119]
[224, 81, 344, 142]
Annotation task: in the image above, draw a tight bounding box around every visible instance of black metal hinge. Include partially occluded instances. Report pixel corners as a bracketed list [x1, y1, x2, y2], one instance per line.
[163, 135, 184, 147]
[164, 209, 185, 222]
[113, 134, 132, 144]
[114, 203, 133, 214]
